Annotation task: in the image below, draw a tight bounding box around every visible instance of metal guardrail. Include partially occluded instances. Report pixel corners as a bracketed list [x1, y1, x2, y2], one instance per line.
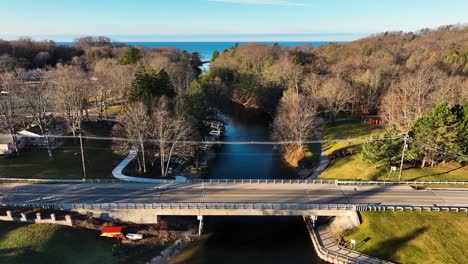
[0, 177, 467, 185]
[336, 180, 467, 185]
[356, 204, 468, 212]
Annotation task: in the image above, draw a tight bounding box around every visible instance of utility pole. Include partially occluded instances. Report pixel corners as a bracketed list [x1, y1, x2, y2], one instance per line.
[398, 133, 408, 181]
[79, 131, 87, 181]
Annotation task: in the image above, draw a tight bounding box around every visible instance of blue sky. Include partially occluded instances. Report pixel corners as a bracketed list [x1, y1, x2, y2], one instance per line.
[0, 0, 467, 41]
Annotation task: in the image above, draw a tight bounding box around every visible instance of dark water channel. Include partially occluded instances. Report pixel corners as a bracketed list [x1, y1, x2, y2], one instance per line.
[173, 102, 323, 264]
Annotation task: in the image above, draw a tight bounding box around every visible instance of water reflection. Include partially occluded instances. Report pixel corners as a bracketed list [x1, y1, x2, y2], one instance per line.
[172, 217, 324, 264]
[172, 102, 322, 264]
[208, 102, 284, 179]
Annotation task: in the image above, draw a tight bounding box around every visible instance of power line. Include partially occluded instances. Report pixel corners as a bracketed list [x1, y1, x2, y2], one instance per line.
[1, 134, 403, 145]
[409, 139, 468, 159]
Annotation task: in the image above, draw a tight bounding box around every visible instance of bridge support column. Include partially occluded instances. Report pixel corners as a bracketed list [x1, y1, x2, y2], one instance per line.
[197, 215, 204, 236]
[310, 215, 318, 228]
[154, 214, 158, 224]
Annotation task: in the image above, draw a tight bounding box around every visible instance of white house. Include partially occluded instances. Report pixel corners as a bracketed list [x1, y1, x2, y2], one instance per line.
[17, 125, 53, 148]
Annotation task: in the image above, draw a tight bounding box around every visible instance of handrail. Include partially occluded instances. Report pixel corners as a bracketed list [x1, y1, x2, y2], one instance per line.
[303, 216, 388, 264]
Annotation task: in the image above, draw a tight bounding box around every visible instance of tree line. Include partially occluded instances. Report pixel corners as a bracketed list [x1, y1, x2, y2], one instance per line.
[208, 25, 467, 166]
[0, 39, 207, 177]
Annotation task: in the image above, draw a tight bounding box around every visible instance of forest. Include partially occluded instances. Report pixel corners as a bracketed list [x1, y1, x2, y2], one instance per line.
[0, 25, 467, 176]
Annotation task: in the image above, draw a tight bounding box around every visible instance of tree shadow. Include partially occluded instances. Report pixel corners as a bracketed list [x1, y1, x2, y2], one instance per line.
[406, 164, 467, 181]
[366, 226, 428, 262]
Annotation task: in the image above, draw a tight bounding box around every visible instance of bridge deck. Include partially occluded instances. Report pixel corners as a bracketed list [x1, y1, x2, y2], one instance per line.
[1, 183, 467, 208]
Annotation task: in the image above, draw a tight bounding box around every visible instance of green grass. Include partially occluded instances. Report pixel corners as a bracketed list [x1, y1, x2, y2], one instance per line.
[0, 222, 115, 264]
[342, 212, 468, 264]
[322, 120, 384, 155]
[0, 122, 122, 179]
[0, 222, 166, 264]
[320, 155, 468, 181]
[318, 120, 467, 182]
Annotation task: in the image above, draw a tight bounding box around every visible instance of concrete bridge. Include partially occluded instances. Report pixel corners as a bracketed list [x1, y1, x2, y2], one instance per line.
[1, 182, 466, 224]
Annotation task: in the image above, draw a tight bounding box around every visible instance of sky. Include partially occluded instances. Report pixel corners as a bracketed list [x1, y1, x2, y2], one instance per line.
[0, 0, 467, 42]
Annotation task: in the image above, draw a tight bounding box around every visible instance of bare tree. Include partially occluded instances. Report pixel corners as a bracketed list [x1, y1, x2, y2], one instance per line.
[302, 73, 323, 103]
[352, 68, 386, 114]
[0, 71, 24, 155]
[90, 73, 113, 120]
[121, 101, 151, 173]
[94, 58, 135, 102]
[318, 77, 354, 124]
[380, 68, 443, 132]
[17, 70, 54, 159]
[272, 90, 319, 167]
[262, 57, 304, 92]
[151, 97, 194, 177]
[47, 64, 90, 136]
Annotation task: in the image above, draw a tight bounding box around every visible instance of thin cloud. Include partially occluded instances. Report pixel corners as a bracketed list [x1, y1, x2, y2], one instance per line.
[208, 0, 308, 6]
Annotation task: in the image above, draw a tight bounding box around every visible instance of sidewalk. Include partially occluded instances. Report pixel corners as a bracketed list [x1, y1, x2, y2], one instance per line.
[314, 224, 393, 264]
[307, 142, 330, 180]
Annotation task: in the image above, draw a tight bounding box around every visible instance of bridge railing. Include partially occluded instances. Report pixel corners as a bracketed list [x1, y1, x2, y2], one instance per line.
[189, 179, 336, 184]
[2, 202, 357, 211]
[356, 204, 468, 212]
[1, 177, 467, 185]
[2, 202, 466, 213]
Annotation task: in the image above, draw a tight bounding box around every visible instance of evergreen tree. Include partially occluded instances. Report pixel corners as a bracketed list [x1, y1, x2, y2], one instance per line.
[190, 52, 202, 76]
[409, 102, 466, 166]
[155, 69, 176, 98]
[120, 47, 142, 65]
[362, 129, 403, 165]
[130, 68, 175, 104]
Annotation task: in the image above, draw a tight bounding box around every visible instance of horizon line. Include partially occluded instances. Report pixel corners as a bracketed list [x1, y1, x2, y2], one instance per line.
[0, 33, 370, 42]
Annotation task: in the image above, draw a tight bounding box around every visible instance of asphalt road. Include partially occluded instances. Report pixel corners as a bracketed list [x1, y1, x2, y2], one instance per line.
[1, 183, 467, 207]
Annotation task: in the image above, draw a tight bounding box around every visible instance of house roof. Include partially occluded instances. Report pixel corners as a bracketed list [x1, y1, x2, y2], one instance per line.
[18, 125, 43, 137]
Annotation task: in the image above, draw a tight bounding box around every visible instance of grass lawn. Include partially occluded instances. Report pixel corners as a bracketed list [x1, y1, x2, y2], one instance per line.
[0, 222, 166, 264]
[0, 122, 122, 179]
[342, 212, 468, 264]
[320, 153, 468, 181]
[318, 120, 468, 182]
[0, 222, 115, 264]
[322, 120, 384, 155]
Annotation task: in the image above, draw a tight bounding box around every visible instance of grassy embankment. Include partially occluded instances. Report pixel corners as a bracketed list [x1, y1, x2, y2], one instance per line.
[318, 120, 468, 181]
[342, 212, 468, 264]
[0, 222, 167, 264]
[0, 122, 122, 179]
